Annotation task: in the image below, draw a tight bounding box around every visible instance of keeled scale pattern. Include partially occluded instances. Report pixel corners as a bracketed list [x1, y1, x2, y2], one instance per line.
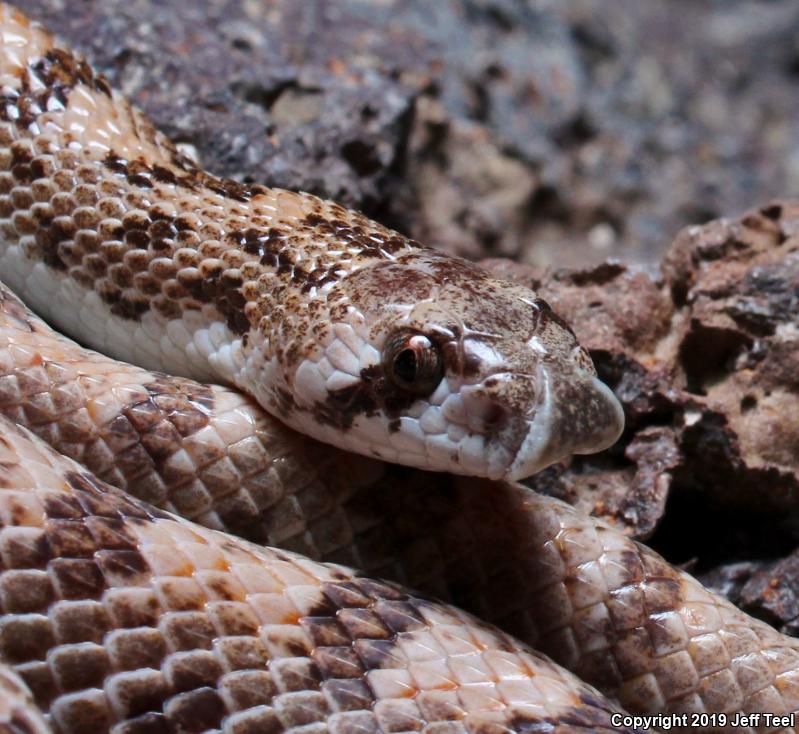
[0, 282, 381, 556]
[3, 279, 799, 731]
[0, 416, 633, 734]
[0, 659, 50, 733]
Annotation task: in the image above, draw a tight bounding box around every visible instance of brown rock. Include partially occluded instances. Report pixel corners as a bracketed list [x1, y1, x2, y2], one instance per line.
[482, 202, 799, 591]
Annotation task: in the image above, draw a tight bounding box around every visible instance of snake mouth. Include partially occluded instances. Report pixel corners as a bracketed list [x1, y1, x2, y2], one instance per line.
[504, 369, 625, 481]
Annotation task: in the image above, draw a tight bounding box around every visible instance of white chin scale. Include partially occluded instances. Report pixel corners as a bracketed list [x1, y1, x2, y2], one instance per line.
[505, 369, 555, 481]
[281, 344, 624, 481]
[505, 374, 626, 481]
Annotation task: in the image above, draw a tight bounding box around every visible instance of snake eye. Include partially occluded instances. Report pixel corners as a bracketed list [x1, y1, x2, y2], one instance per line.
[384, 330, 443, 396]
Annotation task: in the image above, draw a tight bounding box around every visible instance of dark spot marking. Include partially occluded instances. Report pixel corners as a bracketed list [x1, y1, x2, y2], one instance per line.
[312, 364, 417, 431]
[151, 165, 178, 185]
[105, 153, 129, 175]
[168, 655, 223, 692]
[761, 203, 783, 220]
[49, 558, 106, 600]
[285, 639, 310, 657]
[110, 297, 151, 320]
[96, 549, 149, 581]
[567, 261, 627, 287]
[86, 517, 138, 550]
[322, 679, 374, 712]
[114, 712, 170, 734]
[125, 229, 150, 248]
[45, 519, 98, 558]
[9, 713, 47, 734]
[0, 615, 56, 663]
[740, 394, 757, 412]
[34, 216, 74, 272]
[0, 47, 112, 128]
[43, 491, 88, 520]
[64, 471, 170, 521]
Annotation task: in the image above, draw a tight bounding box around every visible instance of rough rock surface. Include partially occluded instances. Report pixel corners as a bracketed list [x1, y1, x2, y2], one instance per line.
[20, 0, 799, 266]
[480, 200, 799, 628]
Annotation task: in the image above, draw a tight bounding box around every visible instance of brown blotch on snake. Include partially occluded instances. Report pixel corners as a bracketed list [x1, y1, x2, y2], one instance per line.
[0, 47, 110, 129]
[312, 363, 419, 431]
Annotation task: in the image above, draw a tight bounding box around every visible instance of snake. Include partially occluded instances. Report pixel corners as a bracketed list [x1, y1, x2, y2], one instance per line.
[0, 4, 798, 732]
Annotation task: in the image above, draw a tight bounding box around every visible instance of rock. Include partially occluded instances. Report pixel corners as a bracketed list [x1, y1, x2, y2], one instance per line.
[733, 552, 799, 635]
[21, 0, 799, 265]
[482, 201, 799, 592]
[663, 204, 799, 515]
[699, 561, 764, 606]
[22, 0, 425, 208]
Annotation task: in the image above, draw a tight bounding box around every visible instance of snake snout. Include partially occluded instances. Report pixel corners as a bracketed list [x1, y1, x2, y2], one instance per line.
[505, 367, 625, 481]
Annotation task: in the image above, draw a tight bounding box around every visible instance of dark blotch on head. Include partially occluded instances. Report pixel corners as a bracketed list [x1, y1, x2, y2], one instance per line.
[312, 364, 417, 431]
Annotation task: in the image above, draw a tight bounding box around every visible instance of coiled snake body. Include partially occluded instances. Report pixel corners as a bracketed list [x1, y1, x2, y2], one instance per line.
[0, 5, 798, 733]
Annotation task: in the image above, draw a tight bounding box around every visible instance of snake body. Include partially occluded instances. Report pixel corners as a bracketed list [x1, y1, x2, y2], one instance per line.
[0, 4, 623, 483]
[3, 281, 799, 733]
[0, 412, 638, 734]
[0, 4, 798, 733]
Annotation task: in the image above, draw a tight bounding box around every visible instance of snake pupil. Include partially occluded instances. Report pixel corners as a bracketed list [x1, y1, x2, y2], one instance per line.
[384, 330, 444, 396]
[394, 348, 418, 384]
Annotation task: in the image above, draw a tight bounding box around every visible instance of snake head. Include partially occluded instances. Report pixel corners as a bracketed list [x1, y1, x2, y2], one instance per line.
[280, 250, 624, 480]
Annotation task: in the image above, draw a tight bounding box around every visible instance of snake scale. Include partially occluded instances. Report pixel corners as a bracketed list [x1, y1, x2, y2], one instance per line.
[0, 4, 797, 733]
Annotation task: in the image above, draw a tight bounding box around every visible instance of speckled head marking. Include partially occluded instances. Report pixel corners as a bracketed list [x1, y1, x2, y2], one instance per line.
[254, 248, 624, 480]
[0, 3, 623, 481]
